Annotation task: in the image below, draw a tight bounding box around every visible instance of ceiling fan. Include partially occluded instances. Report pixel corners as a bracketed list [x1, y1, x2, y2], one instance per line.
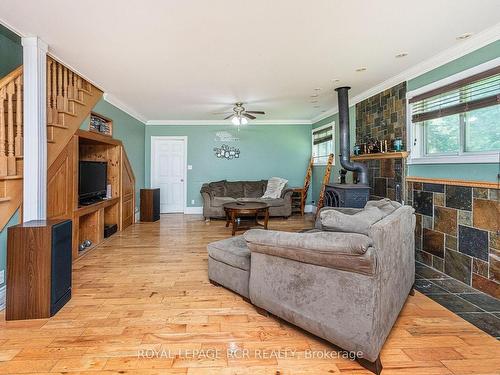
[216, 102, 265, 126]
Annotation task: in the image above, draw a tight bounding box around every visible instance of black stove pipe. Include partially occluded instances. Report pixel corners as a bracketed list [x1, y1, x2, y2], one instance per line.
[335, 86, 368, 185]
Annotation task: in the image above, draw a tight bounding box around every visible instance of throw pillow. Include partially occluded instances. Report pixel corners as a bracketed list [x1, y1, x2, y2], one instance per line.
[364, 198, 401, 216]
[320, 206, 385, 235]
[262, 177, 288, 199]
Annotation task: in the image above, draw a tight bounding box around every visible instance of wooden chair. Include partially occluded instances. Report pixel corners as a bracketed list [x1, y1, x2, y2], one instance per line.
[315, 153, 334, 218]
[291, 157, 313, 216]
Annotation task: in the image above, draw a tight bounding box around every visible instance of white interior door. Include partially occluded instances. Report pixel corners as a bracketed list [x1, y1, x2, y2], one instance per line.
[151, 137, 186, 213]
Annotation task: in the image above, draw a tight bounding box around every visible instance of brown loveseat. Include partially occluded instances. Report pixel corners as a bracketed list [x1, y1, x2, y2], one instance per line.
[200, 180, 293, 219]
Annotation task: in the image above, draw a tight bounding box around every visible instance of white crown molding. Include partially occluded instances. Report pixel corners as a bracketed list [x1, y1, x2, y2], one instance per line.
[146, 119, 312, 126]
[103, 93, 147, 124]
[311, 22, 500, 125]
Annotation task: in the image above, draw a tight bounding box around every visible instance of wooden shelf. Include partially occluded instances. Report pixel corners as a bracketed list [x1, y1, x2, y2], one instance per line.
[75, 197, 120, 217]
[407, 176, 498, 189]
[47, 129, 136, 262]
[351, 151, 408, 161]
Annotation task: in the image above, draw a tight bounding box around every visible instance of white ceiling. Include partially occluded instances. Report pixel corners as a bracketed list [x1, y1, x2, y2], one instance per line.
[1, 0, 499, 123]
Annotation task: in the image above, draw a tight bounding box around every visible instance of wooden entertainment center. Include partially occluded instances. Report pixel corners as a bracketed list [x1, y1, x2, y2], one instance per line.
[47, 129, 135, 261]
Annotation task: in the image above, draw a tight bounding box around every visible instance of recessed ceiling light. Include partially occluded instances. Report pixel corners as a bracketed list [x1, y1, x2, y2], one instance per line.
[313, 105, 320, 108]
[332, 78, 340, 82]
[355, 67, 367, 72]
[314, 88, 322, 91]
[310, 94, 319, 98]
[456, 32, 473, 40]
[395, 52, 408, 58]
[321, 110, 327, 112]
[310, 100, 318, 103]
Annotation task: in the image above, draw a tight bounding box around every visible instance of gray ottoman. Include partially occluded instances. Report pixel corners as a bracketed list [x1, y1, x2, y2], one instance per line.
[207, 235, 251, 298]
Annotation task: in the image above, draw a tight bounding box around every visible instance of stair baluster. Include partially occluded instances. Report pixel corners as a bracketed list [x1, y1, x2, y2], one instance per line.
[6, 81, 16, 175]
[0, 87, 6, 176]
[15, 76, 22, 158]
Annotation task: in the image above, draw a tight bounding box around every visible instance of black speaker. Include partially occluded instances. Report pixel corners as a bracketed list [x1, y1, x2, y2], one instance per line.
[141, 188, 160, 222]
[152, 188, 160, 221]
[7, 219, 72, 320]
[50, 220, 72, 316]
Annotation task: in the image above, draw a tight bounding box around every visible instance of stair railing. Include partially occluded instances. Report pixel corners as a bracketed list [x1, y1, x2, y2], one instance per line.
[0, 66, 23, 177]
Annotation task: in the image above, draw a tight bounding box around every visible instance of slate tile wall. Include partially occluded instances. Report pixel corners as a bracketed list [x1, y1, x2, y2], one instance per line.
[355, 82, 407, 144]
[365, 158, 406, 202]
[408, 181, 500, 299]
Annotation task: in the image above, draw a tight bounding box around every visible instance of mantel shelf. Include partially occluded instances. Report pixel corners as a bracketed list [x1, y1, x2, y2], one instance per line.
[351, 151, 409, 161]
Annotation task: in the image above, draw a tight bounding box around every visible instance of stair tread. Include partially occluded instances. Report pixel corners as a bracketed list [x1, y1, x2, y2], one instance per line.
[58, 110, 77, 117]
[68, 98, 86, 105]
[47, 122, 69, 129]
[78, 88, 92, 95]
[0, 197, 11, 202]
[0, 175, 22, 180]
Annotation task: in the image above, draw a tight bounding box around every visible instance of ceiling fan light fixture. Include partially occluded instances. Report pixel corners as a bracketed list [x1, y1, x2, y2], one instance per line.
[231, 116, 240, 125]
[241, 117, 248, 125]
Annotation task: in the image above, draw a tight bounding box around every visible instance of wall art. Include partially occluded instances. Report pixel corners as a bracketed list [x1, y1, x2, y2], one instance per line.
[214, 144, 240, 159]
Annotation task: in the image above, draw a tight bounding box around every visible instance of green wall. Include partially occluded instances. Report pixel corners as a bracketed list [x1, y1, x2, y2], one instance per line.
[407, 40, 500, 182]
[0, 211, 19, 290]
[311, 106, 356, 204]
[80, 99, 146, 208]
[0, 25, 22, 78]
[145, 124, 312, 207]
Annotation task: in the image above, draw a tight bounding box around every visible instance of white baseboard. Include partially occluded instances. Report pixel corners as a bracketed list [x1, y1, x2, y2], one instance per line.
[184, 206, 203, 215]
[310, 205, 318, 214]
[135, 211, 140, 222]
[0, 285, 6, 311]
[304, 204, 314, 213]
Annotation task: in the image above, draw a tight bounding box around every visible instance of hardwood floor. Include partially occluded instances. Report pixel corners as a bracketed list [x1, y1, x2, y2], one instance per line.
[0, 214, 499, 374]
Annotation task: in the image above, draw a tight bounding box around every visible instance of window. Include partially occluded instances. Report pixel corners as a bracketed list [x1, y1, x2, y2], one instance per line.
[312, 123, 334, 165]
[408, 63, 500, 163]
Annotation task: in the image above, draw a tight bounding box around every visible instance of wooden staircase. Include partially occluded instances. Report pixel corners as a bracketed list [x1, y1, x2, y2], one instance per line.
[0, 57, 103, 231]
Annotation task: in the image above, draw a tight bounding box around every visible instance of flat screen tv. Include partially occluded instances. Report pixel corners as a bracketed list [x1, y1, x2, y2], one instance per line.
[79, 161, 107, 204]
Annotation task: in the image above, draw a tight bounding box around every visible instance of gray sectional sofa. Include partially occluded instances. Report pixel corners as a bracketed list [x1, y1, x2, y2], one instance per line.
[200, 180, 293, 219]
[207, 199, 416, 374]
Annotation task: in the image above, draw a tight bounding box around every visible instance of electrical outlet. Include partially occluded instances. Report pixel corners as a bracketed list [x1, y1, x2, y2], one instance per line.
[0, 270, 4, 284]
[188, 165, 193, 170]
[191, 200, 195, 205]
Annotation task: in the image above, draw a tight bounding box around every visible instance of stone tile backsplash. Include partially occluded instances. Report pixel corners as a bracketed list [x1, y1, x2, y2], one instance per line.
[408, 181, 500, 299]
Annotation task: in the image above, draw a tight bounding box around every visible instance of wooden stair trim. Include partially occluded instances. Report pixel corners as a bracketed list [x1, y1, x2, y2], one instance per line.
[0, 66, 22, 88]
[0, 175, 22, 181]
[0, 197, 12, 202]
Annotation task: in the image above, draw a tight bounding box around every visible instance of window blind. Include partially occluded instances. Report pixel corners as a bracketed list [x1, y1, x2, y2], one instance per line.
[410, 65, 500, 123]
[313, 127, 333, 145]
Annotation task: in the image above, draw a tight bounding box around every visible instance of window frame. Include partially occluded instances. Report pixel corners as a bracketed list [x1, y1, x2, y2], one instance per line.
[311, 121, 335, 166]
[407, 57, 500, 165]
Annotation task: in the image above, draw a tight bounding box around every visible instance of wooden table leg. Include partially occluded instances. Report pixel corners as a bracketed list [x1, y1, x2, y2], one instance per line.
[225, 208, 230, 227]
[231, 211, 237, 236]
[264, 208, 269, 230]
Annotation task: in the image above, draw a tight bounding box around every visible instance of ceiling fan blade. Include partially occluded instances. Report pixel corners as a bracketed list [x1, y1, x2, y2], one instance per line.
[224, 114, 234, 120]
[245, 111, 265, 115]
[243, 113, 256, 120]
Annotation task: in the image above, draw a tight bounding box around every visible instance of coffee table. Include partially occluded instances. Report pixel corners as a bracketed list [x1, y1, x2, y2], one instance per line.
[223, 201, 270, 236]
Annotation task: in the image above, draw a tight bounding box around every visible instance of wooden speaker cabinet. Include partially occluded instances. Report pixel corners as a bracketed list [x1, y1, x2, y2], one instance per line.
[140, 188, 160, 222]
[6, 219, 72, 320]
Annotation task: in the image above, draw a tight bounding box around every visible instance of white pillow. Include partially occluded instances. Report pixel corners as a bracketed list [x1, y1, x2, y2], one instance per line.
[262, 177, 288, 199]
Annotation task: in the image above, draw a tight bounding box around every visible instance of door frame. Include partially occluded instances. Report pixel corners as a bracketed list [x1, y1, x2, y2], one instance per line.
[150, 136, 188, 213]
